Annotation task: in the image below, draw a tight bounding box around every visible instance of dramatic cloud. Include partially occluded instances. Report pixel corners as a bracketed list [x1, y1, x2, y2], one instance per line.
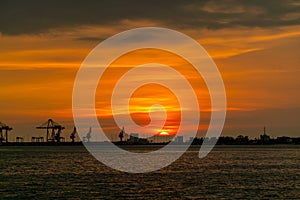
[0, 0, 300, 35]
[1, 1, 299, 140]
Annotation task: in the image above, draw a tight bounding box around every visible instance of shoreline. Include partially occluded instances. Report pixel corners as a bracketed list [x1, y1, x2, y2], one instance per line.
[1, 142, 299, 147]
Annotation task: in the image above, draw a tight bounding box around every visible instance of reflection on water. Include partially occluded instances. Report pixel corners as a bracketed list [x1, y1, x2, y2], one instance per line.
[0, 145, 299, 199]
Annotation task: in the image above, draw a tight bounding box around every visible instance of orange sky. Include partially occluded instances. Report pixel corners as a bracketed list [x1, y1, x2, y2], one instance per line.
[0, 1, 300, 141]
[94, 49, 211, 140]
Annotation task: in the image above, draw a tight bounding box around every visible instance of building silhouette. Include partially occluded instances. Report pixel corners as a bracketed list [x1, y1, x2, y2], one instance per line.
[260, 127, 270, 143]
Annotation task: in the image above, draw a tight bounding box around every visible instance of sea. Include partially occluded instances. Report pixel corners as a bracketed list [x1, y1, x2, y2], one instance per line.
[1, 145, 299, 199]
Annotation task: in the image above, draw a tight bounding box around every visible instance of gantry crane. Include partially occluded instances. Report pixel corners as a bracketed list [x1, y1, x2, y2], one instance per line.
[36, 119, 65, 142]
[0, 121, 12, 143]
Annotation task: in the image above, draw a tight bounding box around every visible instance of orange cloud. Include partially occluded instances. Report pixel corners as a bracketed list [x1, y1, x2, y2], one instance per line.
[1, 23, 300, 139]
[95, 48, 211, 137]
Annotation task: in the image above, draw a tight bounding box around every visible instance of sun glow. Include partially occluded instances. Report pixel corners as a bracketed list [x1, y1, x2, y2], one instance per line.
[95, 48, 210, 140]
[159, 131, 169, 136]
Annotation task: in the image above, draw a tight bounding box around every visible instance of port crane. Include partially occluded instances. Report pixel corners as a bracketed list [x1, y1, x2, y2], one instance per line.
[36, 119, 65, 142]
[0, 121, 12, 143]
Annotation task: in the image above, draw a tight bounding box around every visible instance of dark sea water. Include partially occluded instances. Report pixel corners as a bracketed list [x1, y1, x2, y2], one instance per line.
[1, 145, 299, 199]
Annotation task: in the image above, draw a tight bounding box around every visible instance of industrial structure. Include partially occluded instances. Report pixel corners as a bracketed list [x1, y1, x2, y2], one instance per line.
[0, 121, 13, 143]
[119, 127, 125, 142]
[15, 136, 24, 143]
[83, 127, 92, 142]
[36, 119, 65, 142]
[260, 126, 271, 143]
[0, 122, 298, 145]
[70, 127, 77, 143]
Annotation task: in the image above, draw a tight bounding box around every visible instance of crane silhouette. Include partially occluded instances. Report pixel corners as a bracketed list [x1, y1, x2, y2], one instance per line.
[36, 119, 65, 142]
[119, 127, 125, 142]
[70, 127, 77, 143]
[85, 127, 92, 142]
[0, 121, 12, 143]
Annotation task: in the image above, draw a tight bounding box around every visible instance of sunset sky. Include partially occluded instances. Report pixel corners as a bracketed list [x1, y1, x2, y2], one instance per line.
[0, 0, 299, 141]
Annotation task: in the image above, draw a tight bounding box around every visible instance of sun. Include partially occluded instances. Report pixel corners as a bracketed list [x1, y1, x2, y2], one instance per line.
[159, 131, 169, 136]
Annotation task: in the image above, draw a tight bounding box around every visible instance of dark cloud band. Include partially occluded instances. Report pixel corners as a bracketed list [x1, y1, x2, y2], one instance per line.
[0, 0, 299, 35]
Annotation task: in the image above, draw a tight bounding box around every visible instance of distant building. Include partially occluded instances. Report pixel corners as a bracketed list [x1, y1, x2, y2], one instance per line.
[126, 133, 149, 144]
[148, 135, 173, 143]
[236, 135, 249, 144]
[260, 127, 270, 143]
[175, 136, 184, 144]
[277, 136, 293, 144]
[260, 134, 270, 142]
[129, 133, 139, 143]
